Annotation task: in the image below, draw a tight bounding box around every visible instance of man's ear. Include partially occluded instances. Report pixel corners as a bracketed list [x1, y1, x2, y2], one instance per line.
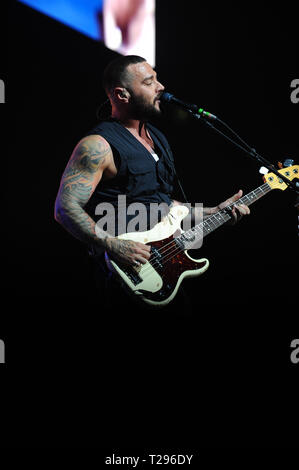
[115, 87, 130, 102]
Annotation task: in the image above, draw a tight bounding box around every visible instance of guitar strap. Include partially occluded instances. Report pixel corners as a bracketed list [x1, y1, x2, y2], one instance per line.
[171, 165, 189, 204]
[148, 125, 189, 204]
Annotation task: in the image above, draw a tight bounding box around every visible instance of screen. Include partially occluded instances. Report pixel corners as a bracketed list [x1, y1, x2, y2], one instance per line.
[18, 0, 156, 65]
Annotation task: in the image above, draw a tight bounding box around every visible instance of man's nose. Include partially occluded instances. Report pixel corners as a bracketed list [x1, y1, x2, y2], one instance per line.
[156, 80, 165, 92]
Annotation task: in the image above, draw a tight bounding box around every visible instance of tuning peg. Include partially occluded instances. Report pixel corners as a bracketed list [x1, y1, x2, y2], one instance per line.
[283, 158, 294, 167]
[259, 166, 269, 175]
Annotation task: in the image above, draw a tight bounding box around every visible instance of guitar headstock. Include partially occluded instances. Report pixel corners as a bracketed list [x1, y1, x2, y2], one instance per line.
[263, 164, 299, 191]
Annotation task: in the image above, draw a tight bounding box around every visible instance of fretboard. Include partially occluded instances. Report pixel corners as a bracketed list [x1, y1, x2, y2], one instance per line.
[183, 182, 272, 242]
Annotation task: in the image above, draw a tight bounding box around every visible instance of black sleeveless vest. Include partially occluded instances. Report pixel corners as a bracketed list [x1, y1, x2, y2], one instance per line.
[84, 119, 175, 234]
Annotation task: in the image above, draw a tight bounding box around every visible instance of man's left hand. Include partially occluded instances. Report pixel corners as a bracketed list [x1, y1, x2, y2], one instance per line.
[217, 189, 250, 225]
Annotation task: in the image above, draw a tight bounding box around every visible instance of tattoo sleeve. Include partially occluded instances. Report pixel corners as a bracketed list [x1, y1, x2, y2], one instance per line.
[54, 137, 111, 247]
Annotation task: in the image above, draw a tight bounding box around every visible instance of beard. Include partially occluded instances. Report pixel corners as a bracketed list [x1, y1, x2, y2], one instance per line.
[128, 92, 162, 121]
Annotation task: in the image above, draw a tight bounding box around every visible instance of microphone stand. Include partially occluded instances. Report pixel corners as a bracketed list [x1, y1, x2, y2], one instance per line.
[189, 111, 299, 195]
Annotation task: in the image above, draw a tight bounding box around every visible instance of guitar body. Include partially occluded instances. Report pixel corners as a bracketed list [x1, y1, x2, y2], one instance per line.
[105, 205, 209, 307]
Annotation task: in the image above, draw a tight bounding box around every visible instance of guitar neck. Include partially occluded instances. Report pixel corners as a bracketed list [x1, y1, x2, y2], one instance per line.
[200, 182, 272, 238]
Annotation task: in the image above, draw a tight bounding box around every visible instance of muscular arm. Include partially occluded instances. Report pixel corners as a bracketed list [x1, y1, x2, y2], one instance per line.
[54, 135, 111, 247]
[54, 135, 151, 265]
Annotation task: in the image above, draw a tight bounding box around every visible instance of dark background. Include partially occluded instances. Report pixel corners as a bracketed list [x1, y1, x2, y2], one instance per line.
[1, 0, 298, 450]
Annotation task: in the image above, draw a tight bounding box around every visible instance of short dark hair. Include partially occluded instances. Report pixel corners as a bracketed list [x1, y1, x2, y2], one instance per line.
[102, 55, 146, 95]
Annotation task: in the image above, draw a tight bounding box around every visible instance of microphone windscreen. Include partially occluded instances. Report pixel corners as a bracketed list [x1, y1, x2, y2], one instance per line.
[160, 92, 173, 103]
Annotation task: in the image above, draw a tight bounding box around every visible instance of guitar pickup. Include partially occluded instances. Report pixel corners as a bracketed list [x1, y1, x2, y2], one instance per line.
[122, 266, 142, 286]
[151, 246, 163, 270]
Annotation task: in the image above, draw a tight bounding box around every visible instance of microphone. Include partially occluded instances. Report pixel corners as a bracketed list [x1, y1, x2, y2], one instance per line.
[160, 92, 217, 120]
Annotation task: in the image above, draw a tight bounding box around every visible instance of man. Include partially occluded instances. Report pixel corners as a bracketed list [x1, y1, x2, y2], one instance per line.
[54, 55, 250, 307]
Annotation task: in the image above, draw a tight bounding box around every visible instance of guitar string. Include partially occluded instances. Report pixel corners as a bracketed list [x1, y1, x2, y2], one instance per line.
[138, 188, 265, 277]
[139, 212, 228, 279]
[138, 183, 271, 279]
[143, 205, 250, 283]
[145, 216, 224, 277]
[117, 185, 265, 278]
[153, 183, 271, 273]
[140, 208, 226, 273]
[134, 182, 267, 274]
[139, 219, 208, 275]
[155, 184, 271, 269]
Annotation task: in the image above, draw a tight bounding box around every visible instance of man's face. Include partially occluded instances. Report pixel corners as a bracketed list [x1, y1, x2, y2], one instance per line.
[125, 62, 165, 120]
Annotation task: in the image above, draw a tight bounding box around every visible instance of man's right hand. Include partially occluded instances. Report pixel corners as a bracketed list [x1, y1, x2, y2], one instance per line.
[105, 238, 151, 266]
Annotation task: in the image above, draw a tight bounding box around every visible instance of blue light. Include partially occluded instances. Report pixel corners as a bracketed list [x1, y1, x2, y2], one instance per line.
[18, 0, 104, 40]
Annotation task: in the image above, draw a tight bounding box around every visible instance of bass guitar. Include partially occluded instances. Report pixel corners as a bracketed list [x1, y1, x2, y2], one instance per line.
[105, 164, 298, 307]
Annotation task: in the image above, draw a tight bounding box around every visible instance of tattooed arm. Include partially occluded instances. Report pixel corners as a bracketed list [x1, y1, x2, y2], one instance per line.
[54, 135, 151, 265]
[54, 135, 111, 246]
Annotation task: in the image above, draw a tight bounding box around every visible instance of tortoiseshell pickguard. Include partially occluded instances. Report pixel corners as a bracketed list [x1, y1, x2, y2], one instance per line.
[136, 235, 207, 302]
